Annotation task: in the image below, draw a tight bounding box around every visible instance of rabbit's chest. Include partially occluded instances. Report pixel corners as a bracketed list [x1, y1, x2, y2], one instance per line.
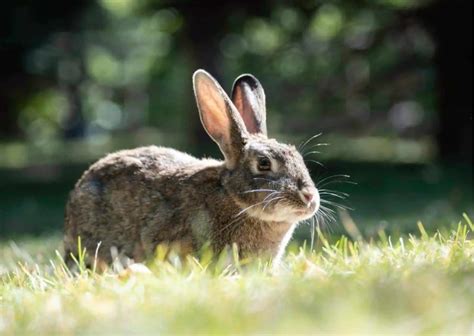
[218, 217, 294, 257]
[189, 208, 212, 246]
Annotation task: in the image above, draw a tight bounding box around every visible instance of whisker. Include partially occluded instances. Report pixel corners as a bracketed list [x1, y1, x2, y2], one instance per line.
[302, 143, 329, 160]
[321, 208, 336, 223]
[233, 200, 268, 219]
[317, 211, 336, 234]
[240, 189, 277, 195]
[320, 206, 337, 219]
[214, 207, 260, 236]
[304, 159, 324, 167]
[318, 180, 357, 188]
[319, 191, 348, 200]
[316, 174, 351, 187]
[319, 189, 350, 198]
[262, 196, 284, 212]
[306, 143, 329, 149]
[216, 193, 283, 237]
[321, 199, 353, 211]
[211, 215, 245, 241]
[320, 205, 337, 220]
[316, 210, 334, 235]
[298, 133, 323, 152]
[303, 151, 322, 159]
[262, 191, 283, 203]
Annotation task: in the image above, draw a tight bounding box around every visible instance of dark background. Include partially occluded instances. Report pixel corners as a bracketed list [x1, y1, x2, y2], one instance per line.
[0, 0, 472, 240]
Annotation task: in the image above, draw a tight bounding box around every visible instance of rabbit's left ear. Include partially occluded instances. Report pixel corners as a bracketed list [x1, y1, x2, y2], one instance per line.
[193, 69, 249, 169]
[231, 74, 267, 136]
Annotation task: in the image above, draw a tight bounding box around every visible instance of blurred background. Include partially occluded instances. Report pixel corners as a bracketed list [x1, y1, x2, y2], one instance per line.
[0, 0, 472, 241]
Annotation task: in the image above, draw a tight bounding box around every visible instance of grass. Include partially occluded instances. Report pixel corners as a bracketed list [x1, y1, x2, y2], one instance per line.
[1, 216, 473, 335]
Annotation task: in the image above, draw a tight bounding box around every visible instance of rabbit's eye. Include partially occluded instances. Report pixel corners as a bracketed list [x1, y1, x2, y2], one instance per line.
[257, 157, 272, 172]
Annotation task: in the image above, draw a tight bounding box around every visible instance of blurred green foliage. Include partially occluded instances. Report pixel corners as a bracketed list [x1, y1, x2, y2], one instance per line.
[15, 0, 436, 150]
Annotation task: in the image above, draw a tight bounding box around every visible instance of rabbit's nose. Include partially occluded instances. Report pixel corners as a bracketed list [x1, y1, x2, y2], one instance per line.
[303, 192, 314, 203]
[299, 187, 319, 207]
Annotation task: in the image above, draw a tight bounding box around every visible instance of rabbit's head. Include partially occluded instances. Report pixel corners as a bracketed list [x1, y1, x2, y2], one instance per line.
[193, 70, 319, 223]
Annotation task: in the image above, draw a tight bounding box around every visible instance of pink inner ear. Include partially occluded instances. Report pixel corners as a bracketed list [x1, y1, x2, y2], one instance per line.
[233, 86, 260, 134]
[196, 76, 231, 143]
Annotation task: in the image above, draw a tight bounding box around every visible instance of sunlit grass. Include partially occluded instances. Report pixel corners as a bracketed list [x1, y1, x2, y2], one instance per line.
[1, 215, 473, 334]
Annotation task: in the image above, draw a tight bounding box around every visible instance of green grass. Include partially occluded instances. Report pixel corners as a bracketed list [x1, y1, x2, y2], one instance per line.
[1, 216, 473, 335]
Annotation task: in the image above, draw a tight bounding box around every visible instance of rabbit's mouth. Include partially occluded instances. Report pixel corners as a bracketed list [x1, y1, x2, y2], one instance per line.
[233, 191, 319, 223]
[252, 199, 319, 223]
[292, 203, 318, 218]
[289, 196, 320, 219]
[294, 208, 312, 216]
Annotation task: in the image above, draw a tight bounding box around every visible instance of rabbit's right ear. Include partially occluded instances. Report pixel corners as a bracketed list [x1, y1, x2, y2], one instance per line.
[231, 74, 267, 136]
[193, 70, 248, 169]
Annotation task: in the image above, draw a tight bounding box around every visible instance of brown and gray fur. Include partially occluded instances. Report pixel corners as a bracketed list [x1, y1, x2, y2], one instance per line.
[64, 70, 320, 267]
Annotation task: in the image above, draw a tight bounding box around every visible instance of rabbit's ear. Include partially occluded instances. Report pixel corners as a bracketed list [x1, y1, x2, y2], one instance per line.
[193, 69, 248, 168]
[231, 74, 267, 136]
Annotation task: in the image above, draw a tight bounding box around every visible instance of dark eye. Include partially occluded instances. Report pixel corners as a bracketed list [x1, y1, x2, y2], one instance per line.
[257, 157, 272, 172]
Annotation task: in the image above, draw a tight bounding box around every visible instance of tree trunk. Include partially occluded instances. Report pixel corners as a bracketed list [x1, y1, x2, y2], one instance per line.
[420, 0, 473, 164]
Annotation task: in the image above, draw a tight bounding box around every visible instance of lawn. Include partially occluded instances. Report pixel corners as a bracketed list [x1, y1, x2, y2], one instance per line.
[1, 216, 473, 335]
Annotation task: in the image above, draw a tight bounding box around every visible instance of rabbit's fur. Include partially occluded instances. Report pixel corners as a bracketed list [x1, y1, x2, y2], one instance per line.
[64, 70, 319, 267]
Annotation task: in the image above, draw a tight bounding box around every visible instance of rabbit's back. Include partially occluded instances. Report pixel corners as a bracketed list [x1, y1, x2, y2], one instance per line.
[64, 146, 201, 265]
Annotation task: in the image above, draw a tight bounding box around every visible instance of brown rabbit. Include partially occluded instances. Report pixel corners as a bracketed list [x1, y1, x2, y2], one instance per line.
[64, 70, 320, 267]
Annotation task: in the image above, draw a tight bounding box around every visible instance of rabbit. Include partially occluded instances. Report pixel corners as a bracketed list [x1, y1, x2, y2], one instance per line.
[64, 69, 320, 268]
